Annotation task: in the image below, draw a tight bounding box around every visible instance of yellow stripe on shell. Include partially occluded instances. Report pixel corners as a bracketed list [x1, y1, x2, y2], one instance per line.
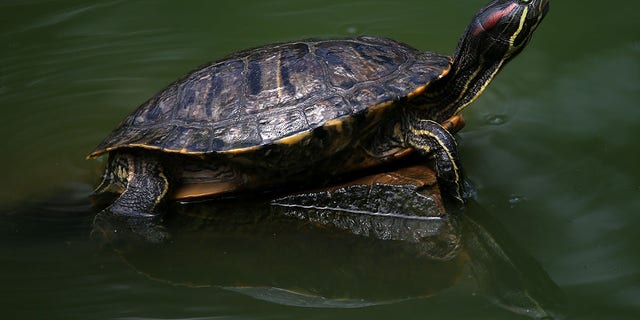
[276, 50, 283, 102]
[275, 130, 312, 146]
[323, 118, 345, 134]
[407, 84, 428, 99]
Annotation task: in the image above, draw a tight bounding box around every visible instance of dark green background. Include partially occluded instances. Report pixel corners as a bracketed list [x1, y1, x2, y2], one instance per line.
[1, 0, 638, 319]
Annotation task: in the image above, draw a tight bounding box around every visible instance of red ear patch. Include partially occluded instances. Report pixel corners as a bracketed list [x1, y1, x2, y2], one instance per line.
[473, 3, 518, 35]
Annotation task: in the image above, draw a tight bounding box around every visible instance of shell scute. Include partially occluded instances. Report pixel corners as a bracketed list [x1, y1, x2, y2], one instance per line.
[347, 85, 394, 111]
[303, 96, 351, 128]
[314, 40, 407, 91]
[211, 118, 262, 150]
[257, 109, 308, 142]
[279, 45, 326, 103]
[209, 59, 245, 122]
[160, 126, 212, 153]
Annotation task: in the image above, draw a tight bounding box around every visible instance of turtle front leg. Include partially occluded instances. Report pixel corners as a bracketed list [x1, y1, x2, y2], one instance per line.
[92, 153, 171, 243]
[406, 119, 464, 203]
[108, 158, 169, 218]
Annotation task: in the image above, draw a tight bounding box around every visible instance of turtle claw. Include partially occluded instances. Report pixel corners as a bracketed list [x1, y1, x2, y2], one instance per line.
[92, 210, 170, 245]
[441, 181, 465, 205]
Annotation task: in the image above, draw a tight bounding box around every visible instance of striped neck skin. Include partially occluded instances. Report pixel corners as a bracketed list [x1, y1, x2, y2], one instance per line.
[418, 0, 549, 122]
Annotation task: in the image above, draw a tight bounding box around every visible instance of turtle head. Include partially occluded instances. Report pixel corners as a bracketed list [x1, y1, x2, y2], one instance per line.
[446, 0, 549, 114]
[462, 0, 549, 62]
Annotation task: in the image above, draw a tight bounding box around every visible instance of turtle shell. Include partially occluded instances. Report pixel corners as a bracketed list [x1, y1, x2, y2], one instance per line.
[88, 36, 451, 159]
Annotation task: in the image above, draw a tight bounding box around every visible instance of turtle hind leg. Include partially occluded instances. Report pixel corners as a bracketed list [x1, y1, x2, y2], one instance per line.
[92, 153, 171, 244]
[406, 119, 464, 203]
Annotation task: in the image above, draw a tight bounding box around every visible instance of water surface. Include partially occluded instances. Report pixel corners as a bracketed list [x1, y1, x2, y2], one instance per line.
[1, 0, 639, 319]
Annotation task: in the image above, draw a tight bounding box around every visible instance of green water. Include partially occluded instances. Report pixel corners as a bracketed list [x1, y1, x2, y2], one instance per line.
[1, 0, 638, 319]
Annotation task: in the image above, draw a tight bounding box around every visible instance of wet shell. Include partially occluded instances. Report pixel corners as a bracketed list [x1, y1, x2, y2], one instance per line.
[88, 36, 451, 159]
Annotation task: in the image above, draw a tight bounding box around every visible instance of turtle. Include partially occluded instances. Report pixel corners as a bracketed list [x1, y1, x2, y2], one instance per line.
[88, 0, 549, 229]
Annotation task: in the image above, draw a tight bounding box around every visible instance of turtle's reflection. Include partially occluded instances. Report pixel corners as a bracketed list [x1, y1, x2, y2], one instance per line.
[97, 163, 566, 318]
